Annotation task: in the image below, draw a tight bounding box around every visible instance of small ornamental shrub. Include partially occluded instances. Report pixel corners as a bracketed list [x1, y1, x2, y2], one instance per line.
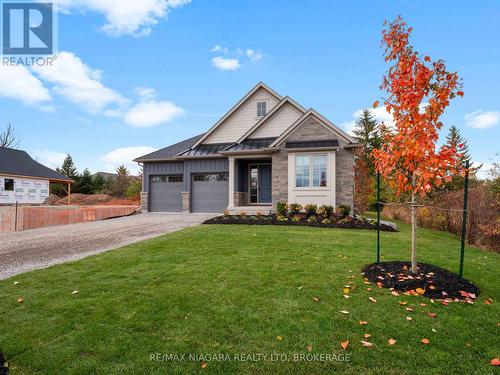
[223, 208, 229, 217]
[338, 205, 351, 219]
[255, 211, 263, 218]
[318, 205, 334, 218]
[288, 203, 302, 215]
[307, 216, 317, 223]
[291, 215, 300, 223]
[240, 211, 247, 217]
[277, 215, 288, 222]
[277, 202, 287, 216]
[330, 216, 338, 224]
[304, 204, 318, 217]
[321, 218, 331, 225]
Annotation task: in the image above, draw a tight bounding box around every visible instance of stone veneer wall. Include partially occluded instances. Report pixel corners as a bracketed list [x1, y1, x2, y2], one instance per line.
[140, 192, 148, 212]
[234, 191, 249, 207]
[271, 117, 355, 209]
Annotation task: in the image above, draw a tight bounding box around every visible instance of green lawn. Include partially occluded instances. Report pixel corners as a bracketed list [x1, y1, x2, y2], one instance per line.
[1, 220, 498, 374]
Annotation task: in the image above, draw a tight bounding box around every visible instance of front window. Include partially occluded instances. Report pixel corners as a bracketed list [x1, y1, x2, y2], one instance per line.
[295, 154, 327, 188]
[4, 178, 14, 191]
[257, 101, 267, 117]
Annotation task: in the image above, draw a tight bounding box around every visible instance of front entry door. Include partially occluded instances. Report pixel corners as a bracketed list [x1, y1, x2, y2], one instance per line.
[259, 165, 272, 203]
[249, 164, 272, 204]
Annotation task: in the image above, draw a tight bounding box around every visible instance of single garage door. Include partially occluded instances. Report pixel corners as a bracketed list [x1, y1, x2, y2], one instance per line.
[191, 173, 228, 213]
[149, 175, 183, 212]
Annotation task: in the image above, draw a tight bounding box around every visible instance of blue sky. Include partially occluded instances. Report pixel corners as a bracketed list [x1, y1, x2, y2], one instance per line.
[0, 0, 498, 177]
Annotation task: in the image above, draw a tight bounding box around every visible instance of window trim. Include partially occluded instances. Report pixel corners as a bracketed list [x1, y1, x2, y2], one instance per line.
[293, 153, 329, 190]
[256, 100, 268, 117]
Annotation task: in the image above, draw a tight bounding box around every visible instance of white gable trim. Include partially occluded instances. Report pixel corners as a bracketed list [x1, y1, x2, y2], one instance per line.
[236, 96, 306, 143]
[269, 109, 355, 147]
[192, 82, 282, 148]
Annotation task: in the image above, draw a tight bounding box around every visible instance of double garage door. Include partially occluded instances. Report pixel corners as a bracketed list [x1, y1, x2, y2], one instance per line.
[149, 173, 228, 213]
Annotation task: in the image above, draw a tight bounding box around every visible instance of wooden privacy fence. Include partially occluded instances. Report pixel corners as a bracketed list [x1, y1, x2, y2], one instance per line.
[0, 205, 139, 234]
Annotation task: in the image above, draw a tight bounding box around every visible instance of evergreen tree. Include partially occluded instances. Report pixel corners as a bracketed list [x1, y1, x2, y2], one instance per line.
[57, 155, 78, 179]
[92, 174, 108, 194]
[74, 168, 93, 194]
[352, 109, 381, 173]
[446, 125, 470, 167]
[111, 165, 130, 197]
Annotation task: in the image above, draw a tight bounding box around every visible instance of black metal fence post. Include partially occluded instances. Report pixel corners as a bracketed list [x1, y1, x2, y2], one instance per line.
[377, 172, 381, 264]
[459, 161, 469, 277]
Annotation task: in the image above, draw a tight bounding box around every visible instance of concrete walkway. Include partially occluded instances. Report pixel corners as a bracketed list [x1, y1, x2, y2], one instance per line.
[0, 213, 214, 280]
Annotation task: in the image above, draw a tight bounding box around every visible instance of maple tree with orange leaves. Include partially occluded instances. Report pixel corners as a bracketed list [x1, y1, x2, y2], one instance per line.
[372, 16, 465, 273]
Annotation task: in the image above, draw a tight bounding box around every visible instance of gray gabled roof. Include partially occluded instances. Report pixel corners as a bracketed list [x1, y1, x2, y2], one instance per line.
[133, 133, 205, 162]
[223, 137, 277, 152]
[0, 147, 72, 182]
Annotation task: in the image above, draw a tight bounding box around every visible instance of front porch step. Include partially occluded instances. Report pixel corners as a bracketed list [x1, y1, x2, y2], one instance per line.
[227, 206, 273, 215]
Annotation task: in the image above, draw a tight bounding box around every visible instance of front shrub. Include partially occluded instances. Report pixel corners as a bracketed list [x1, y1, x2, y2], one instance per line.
[307, 216, 317, 223]
[277, 215, 288, 222]
[318, 205, 334, 218]
[291, 215, 300, 222]
[321, 218, 331, 224]
[276, 202, 287, 216]
[288, 203, 302, 215]
[338, 205, 351, 219]
[304, 204, 318, 217]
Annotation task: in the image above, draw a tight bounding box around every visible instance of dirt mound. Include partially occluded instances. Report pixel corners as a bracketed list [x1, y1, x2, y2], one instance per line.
[44, 194, 61, 205]
[55, 194, 138, 206]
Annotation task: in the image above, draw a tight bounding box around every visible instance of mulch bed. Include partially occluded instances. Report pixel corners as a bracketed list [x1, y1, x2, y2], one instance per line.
[362, 261, 480, 302]
[203, 215, 398, 232]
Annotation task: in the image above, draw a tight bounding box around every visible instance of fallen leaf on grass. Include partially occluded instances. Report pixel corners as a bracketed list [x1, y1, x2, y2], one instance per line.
[201, 362, 207, 369]
[427, 313, 437, 318]
[13, 281, 19, 285]
[421, 338, 430, 344]
[415, 288, 425, 295]
[72, 290, 79, 295]
[359, 321, 368, 325]
[432, 328, 437, 333]
[391, 291, 400, 296]
[363, 281, 371, 285]
[298, 286, 303, 290]
[363, 333, 371, 339]
[399, 301, 408, 306]
[340, 340, 349, 350]
[405, 307, 413, 312]
[491, 358, 500, 366]
[343, 288, 350, 294]
[388, 338, 397, 345]
[343, 295, 350, 299]
[312, 297, 320, 302]
[369, 297, 377, 303]
[340, 310, 350, 315]
[420, 303, 427, 307]
[361, 340, 373, 347]
[366, 288, 372, 292]
[484, 298, 494, 305]
[307, 344, 313, 352]
[406, 316, 413, 321]
[17, 297, 24, 304]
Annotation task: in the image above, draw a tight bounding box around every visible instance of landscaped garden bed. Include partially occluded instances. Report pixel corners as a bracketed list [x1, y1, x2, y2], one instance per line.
[203, 203, 398, 231]
[362, 261, 480, 302]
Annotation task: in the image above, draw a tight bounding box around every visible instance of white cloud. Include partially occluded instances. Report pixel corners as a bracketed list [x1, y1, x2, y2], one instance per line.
[0, 64, 51, 105]
[124, 100, 184, 127]
[134, 86, 156, 101]
[33, 150, 67, 168]
[211, 45, 228, 54]
[33, 51, 127, 113]
[49, 0, 191, 37]
[465, 110, 500, 129]
[246, 49, 263, 61]
[341, 106, 395, 135]
[211, 56, 241, 71]
[99, 146, 157, 173]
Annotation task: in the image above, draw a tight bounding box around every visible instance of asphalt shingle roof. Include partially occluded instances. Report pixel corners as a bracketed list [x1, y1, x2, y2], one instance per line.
[0, 147, 71, 182]
[134, 134, 205, 161]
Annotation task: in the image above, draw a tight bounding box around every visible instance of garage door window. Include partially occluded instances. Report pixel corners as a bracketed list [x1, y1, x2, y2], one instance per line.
[193, 174, 228, 182]
[152, 176, 183, 183]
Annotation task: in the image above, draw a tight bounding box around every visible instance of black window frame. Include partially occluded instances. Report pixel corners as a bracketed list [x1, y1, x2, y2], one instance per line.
[4, 178, 14, 191]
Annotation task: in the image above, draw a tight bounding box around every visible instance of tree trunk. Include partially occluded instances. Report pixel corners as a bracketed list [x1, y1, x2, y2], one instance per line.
[410, 173, 417, 274]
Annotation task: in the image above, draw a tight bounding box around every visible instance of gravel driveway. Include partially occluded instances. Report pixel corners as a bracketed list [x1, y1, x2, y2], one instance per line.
[0, 213, 214, 280]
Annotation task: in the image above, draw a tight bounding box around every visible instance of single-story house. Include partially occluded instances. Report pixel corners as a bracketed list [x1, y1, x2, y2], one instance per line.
[0, 147, 72, 205]
[134, 82, 360, 213]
